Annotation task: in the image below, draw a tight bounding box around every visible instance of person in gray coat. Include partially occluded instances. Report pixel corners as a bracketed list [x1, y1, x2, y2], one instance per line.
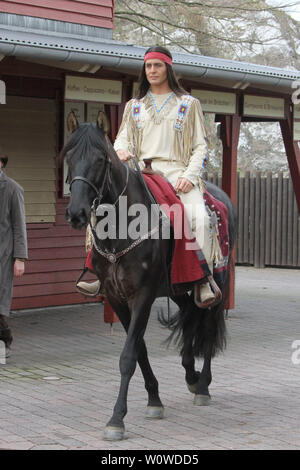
[0, 154, 28, 358]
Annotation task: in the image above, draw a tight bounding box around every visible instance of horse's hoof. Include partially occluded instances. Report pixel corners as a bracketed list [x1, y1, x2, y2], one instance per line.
[103, 425, 125, 441]
[186, 372, 201, 394]
[186, 382, 197, 394]
[194, 394, 211, 406]
[145, 406, 164, 419]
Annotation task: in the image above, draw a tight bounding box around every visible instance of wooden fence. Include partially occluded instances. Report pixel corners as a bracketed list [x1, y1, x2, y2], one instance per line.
[204, 172, 300, 268]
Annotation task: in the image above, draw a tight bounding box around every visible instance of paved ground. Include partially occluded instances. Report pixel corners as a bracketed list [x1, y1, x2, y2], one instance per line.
[0, 266, 300, 450]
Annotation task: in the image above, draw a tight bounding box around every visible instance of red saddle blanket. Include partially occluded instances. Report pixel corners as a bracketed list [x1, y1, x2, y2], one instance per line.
[142, 173, 210, 287]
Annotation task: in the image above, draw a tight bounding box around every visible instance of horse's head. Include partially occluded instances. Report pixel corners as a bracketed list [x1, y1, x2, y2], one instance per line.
[63, 110, 110, 229]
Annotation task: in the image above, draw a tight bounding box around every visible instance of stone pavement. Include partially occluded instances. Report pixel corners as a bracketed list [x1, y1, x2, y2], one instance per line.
[0, 266, 300, 450]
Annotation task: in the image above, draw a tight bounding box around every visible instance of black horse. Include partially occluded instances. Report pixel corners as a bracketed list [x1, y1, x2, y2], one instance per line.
[63, 111, 236, 441]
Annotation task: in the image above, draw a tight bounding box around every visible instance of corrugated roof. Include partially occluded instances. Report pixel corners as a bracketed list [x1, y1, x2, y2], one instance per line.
[0, 25, 299, 92]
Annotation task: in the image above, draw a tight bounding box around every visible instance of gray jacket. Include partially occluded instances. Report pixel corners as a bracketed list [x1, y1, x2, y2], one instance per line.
[0, 171, 28, 316]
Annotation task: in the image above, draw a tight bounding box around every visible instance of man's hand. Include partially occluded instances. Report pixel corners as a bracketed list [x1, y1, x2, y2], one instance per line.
[175, 177, 194, 194]
[116, 149, 135, 162]
[14, 259, 25, 277]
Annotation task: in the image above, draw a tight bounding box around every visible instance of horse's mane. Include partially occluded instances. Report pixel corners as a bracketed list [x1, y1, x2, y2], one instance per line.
[61, 123, 108, 164]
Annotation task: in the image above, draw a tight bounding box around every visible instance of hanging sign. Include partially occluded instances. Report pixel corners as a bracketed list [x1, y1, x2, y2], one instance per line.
[293, 121, 300, 141]
[191, 89, 236, 114]
[293, 103, 300, 141]
[294, 103, 300, 120]
[65, 76, 122, 104]
[87, 102, 105, 122]
[243, 95, 285, 118]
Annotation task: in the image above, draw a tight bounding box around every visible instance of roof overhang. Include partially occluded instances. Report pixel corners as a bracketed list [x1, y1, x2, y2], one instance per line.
[1, 25, 299, 94]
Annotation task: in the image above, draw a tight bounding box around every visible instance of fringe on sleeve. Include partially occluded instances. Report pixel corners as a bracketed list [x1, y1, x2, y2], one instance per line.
[173, 97, 207, 166]
[115, 99, 143, 160]
[115, 100, 132, 138]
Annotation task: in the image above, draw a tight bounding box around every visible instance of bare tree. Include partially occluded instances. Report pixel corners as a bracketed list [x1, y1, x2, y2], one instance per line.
[114, 0, 299, 173]
[114, 0, 300, 56]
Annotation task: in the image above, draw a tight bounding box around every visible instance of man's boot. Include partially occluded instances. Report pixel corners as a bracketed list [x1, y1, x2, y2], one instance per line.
[194, 276, 222, 309]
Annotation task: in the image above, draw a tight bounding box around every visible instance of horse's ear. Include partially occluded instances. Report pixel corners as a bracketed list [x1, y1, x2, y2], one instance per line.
[97, 111, 110, 134]
[67, 111, 79, 134]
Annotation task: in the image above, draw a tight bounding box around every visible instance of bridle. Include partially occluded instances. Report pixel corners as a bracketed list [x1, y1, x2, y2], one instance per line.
[69, 137, 130, 201]
[70, 175, 101, 200]
[69, 156, 112, 206]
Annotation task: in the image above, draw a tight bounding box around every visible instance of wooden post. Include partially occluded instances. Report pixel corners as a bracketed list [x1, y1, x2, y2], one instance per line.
[220, 114, 241, 310]
[254, 172, 261, 268]
[280, 101, 300, 213]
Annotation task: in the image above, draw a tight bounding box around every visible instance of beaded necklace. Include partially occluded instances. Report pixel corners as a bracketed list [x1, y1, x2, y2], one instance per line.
[147, 91, 175, 124]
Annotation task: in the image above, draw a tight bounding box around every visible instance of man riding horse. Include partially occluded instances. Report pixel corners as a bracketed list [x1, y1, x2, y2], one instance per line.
[77, 45, 223, 308]
[64, 49, 236, 439]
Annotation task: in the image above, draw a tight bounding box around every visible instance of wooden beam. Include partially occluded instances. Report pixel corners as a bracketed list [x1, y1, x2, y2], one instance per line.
[220, 113, 241, 310]
[280, 101, 300, 213]
[221, 114, 241, 207]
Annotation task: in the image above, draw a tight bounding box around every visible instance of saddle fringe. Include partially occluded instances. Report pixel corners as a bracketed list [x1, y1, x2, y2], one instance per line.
[210, 227, 223, 265]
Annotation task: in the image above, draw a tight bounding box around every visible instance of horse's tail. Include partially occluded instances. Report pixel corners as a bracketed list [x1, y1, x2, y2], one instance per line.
[159, 293, 227, 359]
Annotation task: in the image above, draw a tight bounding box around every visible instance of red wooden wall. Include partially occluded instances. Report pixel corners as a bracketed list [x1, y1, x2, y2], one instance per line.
[11, 102, 123, 311]
[0, 0, 114, 29]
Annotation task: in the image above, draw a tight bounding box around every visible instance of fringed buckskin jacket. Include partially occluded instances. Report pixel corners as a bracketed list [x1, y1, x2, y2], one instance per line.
[114, 92, 208, 186]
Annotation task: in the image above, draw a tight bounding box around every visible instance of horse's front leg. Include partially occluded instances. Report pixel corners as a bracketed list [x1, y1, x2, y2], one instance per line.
[103, 292, 157, 441]
[109, 303, 164, 420]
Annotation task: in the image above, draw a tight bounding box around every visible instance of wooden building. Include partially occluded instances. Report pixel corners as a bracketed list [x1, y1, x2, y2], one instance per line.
[0, 0, 299, 311]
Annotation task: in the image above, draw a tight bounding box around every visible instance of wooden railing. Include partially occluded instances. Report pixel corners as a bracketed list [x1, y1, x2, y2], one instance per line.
[203, 172, 300, 268]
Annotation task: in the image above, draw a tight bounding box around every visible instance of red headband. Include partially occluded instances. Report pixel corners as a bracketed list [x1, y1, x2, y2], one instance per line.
[144, 51, 173, 66]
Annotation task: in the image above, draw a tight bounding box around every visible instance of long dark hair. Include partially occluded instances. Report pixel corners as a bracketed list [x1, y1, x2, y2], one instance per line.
[135, 46, 187, 99]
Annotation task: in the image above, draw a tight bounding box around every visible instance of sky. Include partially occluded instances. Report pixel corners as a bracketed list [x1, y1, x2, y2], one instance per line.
[266, 0, 300, 20]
